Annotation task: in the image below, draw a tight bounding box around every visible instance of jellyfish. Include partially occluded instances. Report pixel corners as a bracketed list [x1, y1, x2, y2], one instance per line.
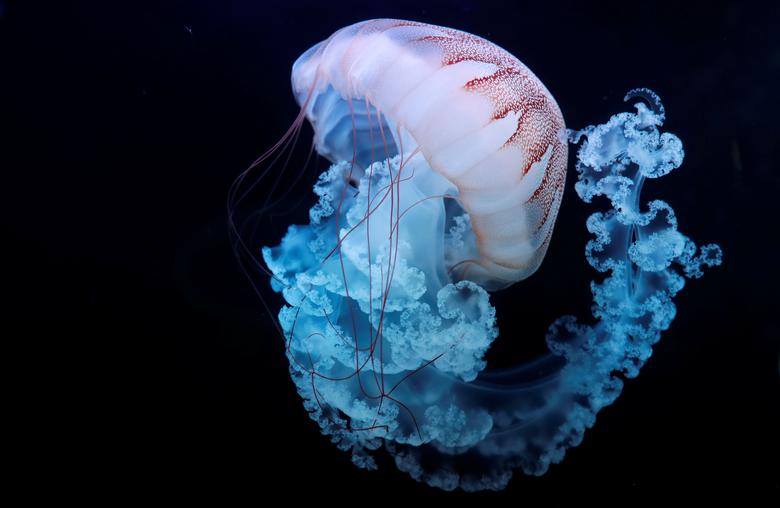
[229, 19, 722, 491]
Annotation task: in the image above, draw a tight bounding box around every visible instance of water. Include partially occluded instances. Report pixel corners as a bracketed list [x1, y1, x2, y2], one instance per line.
[2, 0, 777, 501]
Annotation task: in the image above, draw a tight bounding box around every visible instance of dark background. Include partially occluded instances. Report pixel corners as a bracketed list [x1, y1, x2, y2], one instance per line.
[2, 0, 778, 501]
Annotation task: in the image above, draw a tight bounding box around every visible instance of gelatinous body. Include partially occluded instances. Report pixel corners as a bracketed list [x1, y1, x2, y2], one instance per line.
[292, 19, 567, 289]
[235, 20, 722, 492]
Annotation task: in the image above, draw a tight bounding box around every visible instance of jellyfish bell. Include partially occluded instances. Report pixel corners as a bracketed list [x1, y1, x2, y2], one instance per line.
[234, 19, 722, 492]
[290, 19, 568, 290]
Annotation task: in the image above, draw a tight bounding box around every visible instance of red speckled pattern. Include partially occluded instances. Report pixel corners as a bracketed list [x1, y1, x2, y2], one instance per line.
[400, 20, 567, 237]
